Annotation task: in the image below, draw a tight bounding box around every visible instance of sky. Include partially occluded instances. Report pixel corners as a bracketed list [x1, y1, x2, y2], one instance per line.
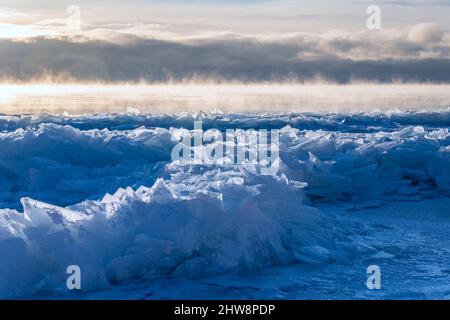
[1, 0, 450, 83]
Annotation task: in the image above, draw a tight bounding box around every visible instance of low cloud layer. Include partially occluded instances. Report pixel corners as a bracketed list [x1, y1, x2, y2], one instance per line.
[1, 23, 450, 83]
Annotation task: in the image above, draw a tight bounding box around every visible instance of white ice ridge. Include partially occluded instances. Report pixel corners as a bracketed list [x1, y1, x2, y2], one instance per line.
[0, 168, 372, 298]
[0, 121, 448, 209]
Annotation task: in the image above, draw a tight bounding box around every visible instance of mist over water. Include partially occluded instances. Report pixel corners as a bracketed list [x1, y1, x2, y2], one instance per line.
[1, 83, 450, 114]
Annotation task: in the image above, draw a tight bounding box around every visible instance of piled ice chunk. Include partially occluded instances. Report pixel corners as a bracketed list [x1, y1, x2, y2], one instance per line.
[1, 111, 450, 298]
[0, 165, 365, 298]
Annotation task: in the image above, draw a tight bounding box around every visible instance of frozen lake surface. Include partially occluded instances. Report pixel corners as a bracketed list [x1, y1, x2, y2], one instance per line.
[0, 108, 449, 300]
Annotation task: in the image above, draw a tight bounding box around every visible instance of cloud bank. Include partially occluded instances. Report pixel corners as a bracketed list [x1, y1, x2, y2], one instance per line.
[1, 23, 450, 83]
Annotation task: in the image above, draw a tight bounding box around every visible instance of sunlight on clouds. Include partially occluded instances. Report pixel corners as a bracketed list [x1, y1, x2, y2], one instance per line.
[0, 23, 57, 38]
[1, 0, 449, 39]
[0, 1, 449, 84]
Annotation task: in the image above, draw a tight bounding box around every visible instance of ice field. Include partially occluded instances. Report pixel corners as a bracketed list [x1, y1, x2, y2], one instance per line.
[0, 110, 449, 299]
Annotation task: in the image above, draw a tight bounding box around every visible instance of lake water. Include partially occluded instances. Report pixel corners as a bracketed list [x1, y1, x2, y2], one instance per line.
[1, 83, 450, 114]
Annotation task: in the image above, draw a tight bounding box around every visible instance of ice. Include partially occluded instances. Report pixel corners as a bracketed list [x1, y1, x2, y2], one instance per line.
[0, 111, 449, 298]
[0, 165, 363, 298]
